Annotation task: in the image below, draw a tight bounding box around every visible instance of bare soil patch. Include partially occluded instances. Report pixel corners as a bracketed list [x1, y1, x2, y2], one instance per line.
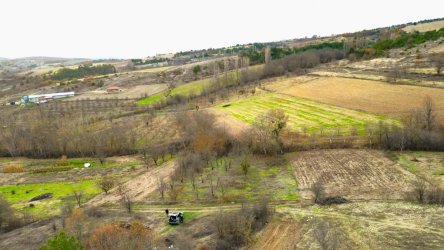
[288, 149, 418, 200]
[71, 84, 167, 100]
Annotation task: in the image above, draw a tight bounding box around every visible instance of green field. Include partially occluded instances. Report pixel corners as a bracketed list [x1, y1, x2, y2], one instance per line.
[2, 157, 139, 173]
[0, 180, 102, 217]
[218, 93, 399, 135]
[137, 78, 214, 105]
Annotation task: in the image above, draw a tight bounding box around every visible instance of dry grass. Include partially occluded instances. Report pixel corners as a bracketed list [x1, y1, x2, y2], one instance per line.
[267, 76, 444, 124]
[403, 20, 444, 33]
[2, 165, 25, 173]
[394, 151, 444, 187]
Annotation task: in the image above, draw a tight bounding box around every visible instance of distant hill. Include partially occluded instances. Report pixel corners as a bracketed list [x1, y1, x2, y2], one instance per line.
[0, 57, 92, 72]
[9, 56, 90, 65]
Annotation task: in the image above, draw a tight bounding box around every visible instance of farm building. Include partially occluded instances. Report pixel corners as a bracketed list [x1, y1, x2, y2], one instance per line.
[21, 92, 75, 104]
[107, 86, 123, 93]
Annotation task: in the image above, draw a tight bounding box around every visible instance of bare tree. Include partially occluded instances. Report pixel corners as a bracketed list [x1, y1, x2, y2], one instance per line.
[72, 189, 84, 208]
[168, 181, 182, 202]
[99, 176, 115, 194]
[413, 179, 427, 203]
[118, 187, 133, 214]
[254, 109, 288, 154]
[217, 176, 226, 198]
[208, 174, 215, 198]
[429, 52, 444, 75]
[157, 177, 167, 199]
[265, 46, 272, 64]
[422, 96, 436, 131]
[386, 62, 401, 83]
[311, 179, 324, 203]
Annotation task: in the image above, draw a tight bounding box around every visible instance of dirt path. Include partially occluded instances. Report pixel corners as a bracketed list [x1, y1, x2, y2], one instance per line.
[252, 221, 300, 250]
[85, 161, 176, 207]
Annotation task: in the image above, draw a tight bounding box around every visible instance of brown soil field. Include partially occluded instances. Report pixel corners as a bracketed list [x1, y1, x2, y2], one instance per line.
[267, 76, 444, 124]
[71, 84, 167, 100]
[288, 149, 418, 200]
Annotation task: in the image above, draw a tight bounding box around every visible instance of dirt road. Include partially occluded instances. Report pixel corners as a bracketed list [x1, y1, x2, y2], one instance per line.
[253, 221, 300, 250]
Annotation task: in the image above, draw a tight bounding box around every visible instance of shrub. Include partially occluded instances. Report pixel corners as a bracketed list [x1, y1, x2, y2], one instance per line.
[0, 196, 15, 230]
[315, 196, 348, 205]
[99, 176, 115, 194]
[86, 221, 154, 250]
[2, 165, 25, 173]
[39, 231, 83, 250]
[85, 206, 105, 218]
[213, 200, 272, 249]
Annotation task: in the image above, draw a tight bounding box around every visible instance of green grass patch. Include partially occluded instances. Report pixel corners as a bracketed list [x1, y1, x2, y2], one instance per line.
[137, 77, 217, 106]
[218, 93, 399, 135]
[0, 180, 102, 218]
[14, 158, 140, 173]
[396, 154, 421, 174]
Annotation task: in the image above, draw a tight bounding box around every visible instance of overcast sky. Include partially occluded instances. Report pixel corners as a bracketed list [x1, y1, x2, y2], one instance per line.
[0, 0, 442, 59]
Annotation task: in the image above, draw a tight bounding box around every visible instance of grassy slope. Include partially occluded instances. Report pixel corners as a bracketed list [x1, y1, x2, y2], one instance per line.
[389, 151, 444, 187]
[0, 180, 101, 218]
[218, 93, 398, 135]
[137, 78, 213, 105]
[137, 65, 264, 106]
[0, 157, 144, 217]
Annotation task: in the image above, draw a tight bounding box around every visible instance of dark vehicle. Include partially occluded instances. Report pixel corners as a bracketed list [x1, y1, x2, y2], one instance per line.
[168, 212, 184, 225]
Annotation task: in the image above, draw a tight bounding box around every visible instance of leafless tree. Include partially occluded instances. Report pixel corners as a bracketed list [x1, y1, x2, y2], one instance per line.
[72, 189, 84, 207]
[422, 96, 436, 131]
[254, 109, 288, 154]
[265, 47, 272, 64]
[99, 176, 115, 194]
[413, 179, 428, 203]
[311, 179, 324, 203]
[118, 187, 133, 214]
[157, 177, 167, 199]
[217, 176, 227, 198]
[429, 52, 444, 75]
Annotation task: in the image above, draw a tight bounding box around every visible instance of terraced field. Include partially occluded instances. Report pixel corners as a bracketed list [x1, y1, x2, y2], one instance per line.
[218, 93, 398, 135]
